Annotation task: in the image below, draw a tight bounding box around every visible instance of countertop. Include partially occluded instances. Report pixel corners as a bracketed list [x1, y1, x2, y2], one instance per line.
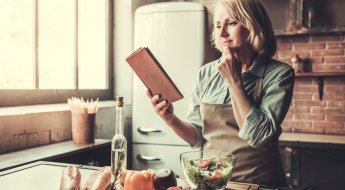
[0, 161, 280, 190]
[0, 161, 99, 190]
[280, 132, 345, 144]
[279, 132, 345, 149]
[0, 139, 111, 172]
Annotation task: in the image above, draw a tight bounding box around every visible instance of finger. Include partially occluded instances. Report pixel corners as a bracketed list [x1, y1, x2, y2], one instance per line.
[155, 101, 167, 113]
[222, 51, 232, 63]
[151, 95, 160, 105]
[157, 105, 168, 115]
[224, 46, 231, 55]
[219, 53, 228, 65]
[218, 57, 229, 69]
[229, 48, 238, 59]
[161, 104, 169, 114]
[223, 46, 239, 57]
[156, 100, 167, 110]
[146, 89, 153, 98]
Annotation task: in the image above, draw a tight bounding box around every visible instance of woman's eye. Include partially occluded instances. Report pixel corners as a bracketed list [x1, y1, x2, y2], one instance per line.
[215, 25, 221, 29]
[227, 21, 237, 26]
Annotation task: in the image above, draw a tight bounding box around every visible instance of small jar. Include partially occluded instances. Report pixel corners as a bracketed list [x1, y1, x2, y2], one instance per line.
[291, 54, 303, 73]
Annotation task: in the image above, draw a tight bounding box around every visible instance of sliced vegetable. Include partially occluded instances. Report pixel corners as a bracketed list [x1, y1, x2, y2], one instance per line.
[196, 159, 212, 168]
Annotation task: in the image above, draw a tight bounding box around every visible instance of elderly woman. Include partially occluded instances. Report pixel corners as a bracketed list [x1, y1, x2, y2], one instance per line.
[147, 0, 294, 187]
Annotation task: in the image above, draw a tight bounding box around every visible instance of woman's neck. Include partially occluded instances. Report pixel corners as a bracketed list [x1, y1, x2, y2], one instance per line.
[236, 47, 256, 73]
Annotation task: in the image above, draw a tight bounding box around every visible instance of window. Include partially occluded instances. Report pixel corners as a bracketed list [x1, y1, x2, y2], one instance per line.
[0, 0, 113, 107]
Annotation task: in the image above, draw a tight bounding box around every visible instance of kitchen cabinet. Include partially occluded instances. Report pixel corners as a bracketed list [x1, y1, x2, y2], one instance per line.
[131, 92, 194, 174]
[132, 143, 191, 176]
[279, 133, 345, 190]
[262, 0, 345, 35]
[300, 0, 345, 32]
[261, 0, 294, 35]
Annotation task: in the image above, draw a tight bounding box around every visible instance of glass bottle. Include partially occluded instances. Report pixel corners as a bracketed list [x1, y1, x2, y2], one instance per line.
[111, 96, 127, 189]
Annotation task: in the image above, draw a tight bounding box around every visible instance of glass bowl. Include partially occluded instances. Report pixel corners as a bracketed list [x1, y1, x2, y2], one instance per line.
[180, 150, 236, 190]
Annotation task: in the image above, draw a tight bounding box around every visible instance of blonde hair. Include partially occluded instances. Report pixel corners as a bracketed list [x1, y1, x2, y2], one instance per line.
[211, 0, 276, 57]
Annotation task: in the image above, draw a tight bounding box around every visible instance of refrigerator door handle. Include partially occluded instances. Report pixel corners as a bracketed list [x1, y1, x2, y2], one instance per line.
[137, 127, 162, 134]
[136, 154, 161, 161]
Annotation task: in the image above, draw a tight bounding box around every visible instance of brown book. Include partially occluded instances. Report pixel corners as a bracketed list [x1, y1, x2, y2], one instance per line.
[126, 47, 183, 102]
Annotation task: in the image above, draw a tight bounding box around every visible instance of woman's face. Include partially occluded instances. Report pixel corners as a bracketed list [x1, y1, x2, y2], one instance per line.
[214, 6, 250, 53]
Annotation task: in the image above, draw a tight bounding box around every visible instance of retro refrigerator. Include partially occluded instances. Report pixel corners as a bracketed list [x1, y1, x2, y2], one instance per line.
[132, 2, 207, 175]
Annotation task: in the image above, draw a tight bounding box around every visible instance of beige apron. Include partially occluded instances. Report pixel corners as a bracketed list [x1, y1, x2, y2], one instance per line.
[199, 69, 287, 187]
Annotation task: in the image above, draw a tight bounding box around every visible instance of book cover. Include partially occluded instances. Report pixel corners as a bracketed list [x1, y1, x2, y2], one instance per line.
[126, 47, 183, 103]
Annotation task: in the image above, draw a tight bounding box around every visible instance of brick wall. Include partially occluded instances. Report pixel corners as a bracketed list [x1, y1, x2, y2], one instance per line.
[276, 33, 345, 135]
[201, 0, 345, 135]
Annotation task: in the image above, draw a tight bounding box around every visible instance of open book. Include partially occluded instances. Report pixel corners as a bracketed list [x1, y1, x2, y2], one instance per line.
[126, 47, 183, 103]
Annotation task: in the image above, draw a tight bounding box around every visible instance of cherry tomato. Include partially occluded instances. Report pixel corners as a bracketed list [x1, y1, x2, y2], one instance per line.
[210, 170, 222, 180]
[216, 162, 222, 168]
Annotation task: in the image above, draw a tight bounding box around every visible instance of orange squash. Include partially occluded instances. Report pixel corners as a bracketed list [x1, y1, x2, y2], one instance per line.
[123, 170, 153, 190]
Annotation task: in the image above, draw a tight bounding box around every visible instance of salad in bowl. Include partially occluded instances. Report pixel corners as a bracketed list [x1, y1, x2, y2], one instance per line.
[180, 150, 236, 190]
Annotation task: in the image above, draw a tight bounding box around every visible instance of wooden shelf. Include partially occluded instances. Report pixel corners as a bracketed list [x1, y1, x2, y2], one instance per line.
[295, 72, 345, 100]
[295, 72, 345, 77]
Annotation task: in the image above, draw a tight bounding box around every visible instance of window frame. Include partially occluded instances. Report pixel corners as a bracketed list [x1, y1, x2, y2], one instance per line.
[0, 0, 114, 107]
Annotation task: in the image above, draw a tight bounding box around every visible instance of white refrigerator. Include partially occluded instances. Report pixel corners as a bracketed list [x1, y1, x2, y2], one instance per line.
[132, 2, 207, 176]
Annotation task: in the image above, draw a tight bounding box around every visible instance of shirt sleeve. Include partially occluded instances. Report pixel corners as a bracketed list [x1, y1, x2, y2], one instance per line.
[190, 124, 204, 149]
[238, 66, 295, 148]
[186, 67, 206, 149]
[186, 90, 205, 149]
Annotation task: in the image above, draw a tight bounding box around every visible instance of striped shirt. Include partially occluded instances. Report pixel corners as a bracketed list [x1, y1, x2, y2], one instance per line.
[186, 55, 295, 148]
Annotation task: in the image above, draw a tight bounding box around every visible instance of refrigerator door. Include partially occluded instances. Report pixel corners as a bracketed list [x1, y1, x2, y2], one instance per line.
[133, 2, 206, 145]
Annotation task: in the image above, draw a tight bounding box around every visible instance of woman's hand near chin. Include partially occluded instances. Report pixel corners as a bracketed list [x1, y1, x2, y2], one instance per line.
[146, 89, 175, 123]
[218, 47, 242, 85]
[218, 47, 253, 128]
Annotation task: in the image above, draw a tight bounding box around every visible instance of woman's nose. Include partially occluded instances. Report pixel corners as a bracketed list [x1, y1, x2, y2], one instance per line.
[220, 24, 228, 37]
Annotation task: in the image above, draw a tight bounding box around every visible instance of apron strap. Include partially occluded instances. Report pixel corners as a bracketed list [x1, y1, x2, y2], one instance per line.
[200, 68, 219, 99]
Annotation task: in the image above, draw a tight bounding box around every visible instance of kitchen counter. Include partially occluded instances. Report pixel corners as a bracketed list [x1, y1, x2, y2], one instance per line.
[0, 161, 280, 190]
[278, 133, 345, 189]
[279, 132, 345, 149]
[280, 132, 345, 144]
[0, 161, 99, 189]
[0, 139, 111, 172]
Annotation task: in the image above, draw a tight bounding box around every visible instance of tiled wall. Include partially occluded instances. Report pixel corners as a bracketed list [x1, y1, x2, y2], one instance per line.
[276, 33, 345, 135]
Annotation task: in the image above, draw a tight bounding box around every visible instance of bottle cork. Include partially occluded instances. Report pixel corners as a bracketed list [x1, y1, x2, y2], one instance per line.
[115, 96, 124, 107]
